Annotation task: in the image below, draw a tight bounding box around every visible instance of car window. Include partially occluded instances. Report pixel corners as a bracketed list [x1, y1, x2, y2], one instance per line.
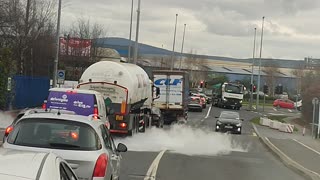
[100, 125, 112, 150]
[61, 162, 77, 180]
[60, 164, 69, 180]
[7, 118, 101, 151]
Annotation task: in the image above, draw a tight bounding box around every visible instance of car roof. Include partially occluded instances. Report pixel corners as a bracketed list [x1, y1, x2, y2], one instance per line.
[49, 87, 101, 96]
[0, 149, 50, 180]
[19, 112, 104, 129]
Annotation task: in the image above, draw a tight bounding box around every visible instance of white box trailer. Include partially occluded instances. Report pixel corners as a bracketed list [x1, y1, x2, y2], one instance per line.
[152, 70, 189, 124]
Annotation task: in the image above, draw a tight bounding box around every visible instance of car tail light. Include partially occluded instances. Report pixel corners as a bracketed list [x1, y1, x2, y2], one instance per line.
[42, 100, 47, 109]
[5, 125, 13, 136]
[94, 105, 98, 115]
[66, 90, 77, 94]
[119, 122, 127, 129]
[93, 153, 108, 178]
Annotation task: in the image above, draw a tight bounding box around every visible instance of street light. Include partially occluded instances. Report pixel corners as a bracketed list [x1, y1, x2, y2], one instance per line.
[179, 24, 186, 70]
[128, 0, 134, 63]
[170, 14, 178, 70]
[133, 0, 141, 64]
[250, 28, 257, 110]
[52, 0, 62, 87]
[256, 16, 265, 110]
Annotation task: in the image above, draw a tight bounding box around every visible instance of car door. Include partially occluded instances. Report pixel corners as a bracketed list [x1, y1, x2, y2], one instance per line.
[100, 125, 120, 178]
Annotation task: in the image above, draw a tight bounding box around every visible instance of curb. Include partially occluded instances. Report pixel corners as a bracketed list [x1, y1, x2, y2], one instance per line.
[252, 123, 320, 180]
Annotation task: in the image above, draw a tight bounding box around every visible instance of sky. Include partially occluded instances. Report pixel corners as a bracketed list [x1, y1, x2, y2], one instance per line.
[61, 0, 320, 60]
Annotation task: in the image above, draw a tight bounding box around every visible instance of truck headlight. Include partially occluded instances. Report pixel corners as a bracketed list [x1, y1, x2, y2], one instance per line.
[240, 100, 243, 103]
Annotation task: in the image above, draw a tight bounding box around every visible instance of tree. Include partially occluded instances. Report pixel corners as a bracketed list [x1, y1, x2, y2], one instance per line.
[0, 48, 16, 109]
[64, 17, 106, 39]
[263, 62, 280, 96]
[291, 66, 304, 94]
[0, 0, 56, 75]
[183, 50, 208, 87]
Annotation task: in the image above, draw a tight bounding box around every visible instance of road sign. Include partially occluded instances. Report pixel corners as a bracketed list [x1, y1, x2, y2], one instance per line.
[57, 70, 65, 84]
[7, 77, 11, 91]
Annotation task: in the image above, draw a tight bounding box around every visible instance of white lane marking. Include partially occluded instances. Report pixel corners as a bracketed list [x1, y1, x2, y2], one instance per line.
[144, 150, 166, 180]
[273, 108, 278, 111]
[201, 105, 212, 122]
[293, 139, 320, 156]
[252, 132, 257, 137]
[268, 113, 286, 116]
[288, 109, 293, 112]
[265, 137, 320, 178]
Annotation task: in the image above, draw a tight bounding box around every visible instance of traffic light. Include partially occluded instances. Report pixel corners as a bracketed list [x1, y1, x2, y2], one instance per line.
[200, 81, 204, 88]
[263, 85, 269, 94]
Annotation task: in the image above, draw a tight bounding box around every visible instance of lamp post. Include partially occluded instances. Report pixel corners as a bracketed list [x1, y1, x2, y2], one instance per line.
[170, 14, 178, 70]
[179, 24, 186, 70]
[128, 0, 134, 63]
[256, 16, 265, 110]
[52, 0, 62, 87]
[250, 28, 257, 110]
[133, 0, 141, 64]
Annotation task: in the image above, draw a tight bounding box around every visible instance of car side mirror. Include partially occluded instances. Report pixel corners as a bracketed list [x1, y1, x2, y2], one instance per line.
[215, 116, 219, 118]
[117, 143, 127, 152]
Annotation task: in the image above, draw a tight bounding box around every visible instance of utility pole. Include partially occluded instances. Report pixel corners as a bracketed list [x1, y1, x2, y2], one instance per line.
[133, 0, 141, 64]
[128, 0, 134, 63]
[179, 24, 186, 70]
[52, 0, 62, 88]
[256, 16, 265, 110]
[250, 28, 257, 110]
[170, 14, 178, 70]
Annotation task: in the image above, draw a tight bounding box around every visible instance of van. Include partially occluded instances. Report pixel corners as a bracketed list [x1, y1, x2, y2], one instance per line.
[43, 88, 108, 123]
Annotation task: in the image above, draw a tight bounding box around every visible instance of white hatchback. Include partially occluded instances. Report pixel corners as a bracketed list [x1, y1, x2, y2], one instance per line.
[0, 149, 78, 180]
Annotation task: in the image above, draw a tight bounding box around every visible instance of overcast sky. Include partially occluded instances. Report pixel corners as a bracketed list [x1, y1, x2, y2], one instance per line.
[61, 0, 320, 60]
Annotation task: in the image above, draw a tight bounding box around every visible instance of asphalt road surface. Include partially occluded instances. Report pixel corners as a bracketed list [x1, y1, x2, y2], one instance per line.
[119, 105, 306, 180]
[0, 106, 306, 180]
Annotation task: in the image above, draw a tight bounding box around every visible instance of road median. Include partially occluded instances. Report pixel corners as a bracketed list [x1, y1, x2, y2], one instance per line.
[252, 123, 320, 180]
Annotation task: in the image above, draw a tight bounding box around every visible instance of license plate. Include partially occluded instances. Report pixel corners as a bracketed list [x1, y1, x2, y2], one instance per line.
[225, 126, 233, 129]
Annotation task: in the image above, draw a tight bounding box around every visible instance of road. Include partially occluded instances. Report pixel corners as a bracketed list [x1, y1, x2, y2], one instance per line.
[0, 106, 306, 180]
[118, 105, 306, 180]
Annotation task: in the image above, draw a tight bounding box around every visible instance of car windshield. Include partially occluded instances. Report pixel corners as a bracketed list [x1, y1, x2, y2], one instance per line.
[7, 118, 100, 151]
[225, 84, 243, 94]
[220, 113, 240, 119]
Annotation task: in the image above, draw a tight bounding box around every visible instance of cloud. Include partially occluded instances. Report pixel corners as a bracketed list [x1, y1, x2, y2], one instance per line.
[60, 0, 320, 59]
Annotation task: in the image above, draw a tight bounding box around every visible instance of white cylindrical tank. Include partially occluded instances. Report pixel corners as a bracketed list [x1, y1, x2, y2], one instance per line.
[79, 60, 150, 104]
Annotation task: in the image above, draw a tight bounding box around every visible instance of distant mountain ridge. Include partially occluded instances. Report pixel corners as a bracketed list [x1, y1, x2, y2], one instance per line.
[95, 37, 304, 69]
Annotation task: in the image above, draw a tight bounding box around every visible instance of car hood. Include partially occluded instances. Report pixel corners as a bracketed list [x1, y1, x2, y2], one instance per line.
[218, 118, 241, 124]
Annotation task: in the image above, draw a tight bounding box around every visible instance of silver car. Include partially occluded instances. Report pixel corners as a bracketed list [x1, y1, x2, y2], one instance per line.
[0, 149, 78, 180]
[3, 111, 127, 180]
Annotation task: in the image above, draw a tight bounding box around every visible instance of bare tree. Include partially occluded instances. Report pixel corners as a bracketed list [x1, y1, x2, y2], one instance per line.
[65, 17, 106, 39]
[0, 0, 56, 75]
[291, 66, 304, 94]
[263, 62, 280, 96]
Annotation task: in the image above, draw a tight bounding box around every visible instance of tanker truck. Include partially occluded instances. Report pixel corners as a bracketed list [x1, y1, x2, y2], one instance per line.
[77, 60, 158, 136]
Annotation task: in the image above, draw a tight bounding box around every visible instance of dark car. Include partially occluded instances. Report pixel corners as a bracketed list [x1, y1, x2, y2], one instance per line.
[150, 107, 164, 128]
[188, 97, 203, 112]
[215, 111, 243, 134]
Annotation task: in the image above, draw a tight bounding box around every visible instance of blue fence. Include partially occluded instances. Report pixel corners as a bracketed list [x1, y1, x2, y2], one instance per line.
[13, 76, 50, 109]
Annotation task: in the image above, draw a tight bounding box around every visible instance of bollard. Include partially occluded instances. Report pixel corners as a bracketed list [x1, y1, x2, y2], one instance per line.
[303, 126, 306, 136]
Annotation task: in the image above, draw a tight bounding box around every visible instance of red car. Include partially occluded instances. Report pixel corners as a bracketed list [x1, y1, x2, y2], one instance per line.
[273, 99, 295, 109]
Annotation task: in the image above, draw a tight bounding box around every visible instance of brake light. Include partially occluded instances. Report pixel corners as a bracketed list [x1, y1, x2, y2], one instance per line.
[121, 101, 126, 114]
[94, 106, 98, 115]
[70, 132, 79, 140]
[119, 122, 127, 129]
[93, 154, 108, 177]
[66, 90, 77, 94]
[5, 125, 13, 136]
[42, 100, 47, 109]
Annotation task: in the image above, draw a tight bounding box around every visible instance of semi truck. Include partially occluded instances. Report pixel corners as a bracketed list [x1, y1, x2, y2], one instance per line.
[77, 60, 158, 136]
[152, 70, 189, 124]
[212, 82, 244, 110]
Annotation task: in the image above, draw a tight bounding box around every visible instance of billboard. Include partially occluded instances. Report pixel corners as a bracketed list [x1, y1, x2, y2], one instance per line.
[59, 37, 92, 57]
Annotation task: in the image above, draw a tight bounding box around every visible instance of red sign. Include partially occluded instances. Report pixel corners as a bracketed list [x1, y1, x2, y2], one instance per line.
[59, 37, 92, 57]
